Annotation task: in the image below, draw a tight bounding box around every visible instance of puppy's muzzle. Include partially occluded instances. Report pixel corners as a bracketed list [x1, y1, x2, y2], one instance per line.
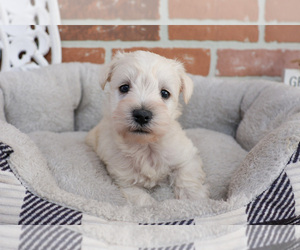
[132, 109, 153, 127]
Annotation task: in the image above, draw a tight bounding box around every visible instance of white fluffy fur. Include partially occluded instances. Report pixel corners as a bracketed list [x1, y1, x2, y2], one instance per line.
[86, 51, 208, 206]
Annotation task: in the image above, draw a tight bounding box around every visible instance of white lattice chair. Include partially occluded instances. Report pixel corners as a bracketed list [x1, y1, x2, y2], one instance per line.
[0, 0, 61, 71]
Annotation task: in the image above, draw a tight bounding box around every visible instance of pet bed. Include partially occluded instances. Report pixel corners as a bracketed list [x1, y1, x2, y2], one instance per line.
[1, 63, 300, 247]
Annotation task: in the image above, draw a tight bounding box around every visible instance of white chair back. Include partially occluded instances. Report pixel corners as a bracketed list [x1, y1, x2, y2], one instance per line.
[0, 0, 61, 71]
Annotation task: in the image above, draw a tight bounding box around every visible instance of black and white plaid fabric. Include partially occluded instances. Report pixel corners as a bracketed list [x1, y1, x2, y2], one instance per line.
[19, 191, 82, 225]
[19, 225, 82, 250]
[246, 170, 296, 225]
[246, 225, 297, 249]
[288, 142, 300, 165]
[140, 219, 195, 225]
[0, 142, 83, 226]
[246, 142, 300, 225]
[0, 142, 14, 172]
[139, 243, 195, 250]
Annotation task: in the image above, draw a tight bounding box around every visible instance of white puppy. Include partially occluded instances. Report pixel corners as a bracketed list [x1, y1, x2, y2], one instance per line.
[86, 50, 208, 206]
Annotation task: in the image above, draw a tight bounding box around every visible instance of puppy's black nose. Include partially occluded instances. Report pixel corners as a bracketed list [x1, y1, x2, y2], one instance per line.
[132, 109, 153, 126]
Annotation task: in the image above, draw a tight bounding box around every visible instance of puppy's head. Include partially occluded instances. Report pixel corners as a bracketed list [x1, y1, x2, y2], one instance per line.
[101, 50, 193, 143]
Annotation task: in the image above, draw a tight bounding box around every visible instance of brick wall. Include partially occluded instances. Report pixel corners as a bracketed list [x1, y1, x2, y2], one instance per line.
[58, 0, 300, 24]
[58, 25, 300, 80]
[56, 0, 300, 80]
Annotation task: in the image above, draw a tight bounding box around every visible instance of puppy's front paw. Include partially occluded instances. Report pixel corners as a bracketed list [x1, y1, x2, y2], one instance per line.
[175, 184, 209, 200]
[131, 194, 157, 207]
[173, 154, 209, 200]
[121, 186, 157, 206]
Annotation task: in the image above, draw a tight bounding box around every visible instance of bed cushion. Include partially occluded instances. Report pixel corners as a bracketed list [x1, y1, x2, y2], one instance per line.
[236, 83, 300, 150]
[1, 63, 300, 227]
[0, 63, 104, 133]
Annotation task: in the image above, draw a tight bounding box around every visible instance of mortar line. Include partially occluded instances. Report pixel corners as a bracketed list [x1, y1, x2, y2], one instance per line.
[61, 19, 300, 25]
[61, 40, 300, 50]
[209, 47, 218, 77]
[159, 25, 169, 43]
[258, 25, 266, 44]
[258, 0, 266, 25]
[159, 0, 169, 25]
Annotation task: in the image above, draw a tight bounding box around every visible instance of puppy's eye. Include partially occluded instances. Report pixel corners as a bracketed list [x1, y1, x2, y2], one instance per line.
[119, 84, 130, 94]
[161, 89, 170, 99]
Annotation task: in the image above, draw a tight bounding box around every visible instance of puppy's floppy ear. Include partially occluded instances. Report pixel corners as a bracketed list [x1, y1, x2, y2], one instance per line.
[178, 65, 194, 104]
[100, 51, 125, 90]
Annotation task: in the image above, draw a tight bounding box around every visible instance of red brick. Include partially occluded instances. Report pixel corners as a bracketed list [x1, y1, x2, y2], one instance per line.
[58, 0, 159, 20]
[265, 26, 300, 43]
[169, 0, 258, 21]
[169, 25, 259, 42]
[111, 48, 211, 76]
[45, 50, 53, 64]
[217, 49, 300, 77]
[61, 48, 105, 64]
[59, 25, 160, 41]
[266, 0, 300, 22]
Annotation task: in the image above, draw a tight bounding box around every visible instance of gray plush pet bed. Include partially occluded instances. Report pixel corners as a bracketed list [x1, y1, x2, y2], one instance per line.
[1, 62, 300, 235]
